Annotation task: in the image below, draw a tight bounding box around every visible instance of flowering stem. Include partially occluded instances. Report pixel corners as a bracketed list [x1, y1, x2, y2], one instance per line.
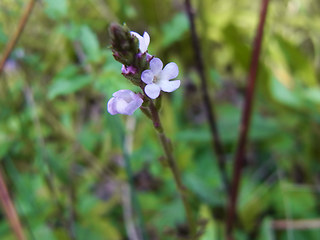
[185, 0, 229, 192]
[147, 100, 197, 238]
[225, 0, 270, 239]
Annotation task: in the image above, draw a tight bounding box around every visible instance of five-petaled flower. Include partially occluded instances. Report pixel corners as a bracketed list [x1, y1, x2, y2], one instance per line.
[141, 58, 180, 99]
[107, 90, 143, 115]
[130, 31, 150, 53]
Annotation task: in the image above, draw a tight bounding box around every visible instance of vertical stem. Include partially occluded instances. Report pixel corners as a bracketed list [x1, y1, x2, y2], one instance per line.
[148, 101, 197, 238]
[0, 0, 36, 75]
[123, 117, 148, 240]
[225, 0, 270, 239]
[0, 169, 26, 240]
[185, 0, 229, 192]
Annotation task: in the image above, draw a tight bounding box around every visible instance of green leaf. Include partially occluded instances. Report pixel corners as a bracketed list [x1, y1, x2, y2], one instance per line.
[257, 218, 275, 240]
[185, 173, 225, 206]
[79, 26, 100, 61]
[271, 182, 317, 218]
[34, 225, 56, 240]
[0, 26, 8, 44]
[269, 76, 302, 108]
[48, 75, 91, 99]
[44, 0, 68, 19]
[275, 34, 317, 86]
[161, 13, 189, 48]
[199, 205, 217, 240]
[303, 88, 320, 104]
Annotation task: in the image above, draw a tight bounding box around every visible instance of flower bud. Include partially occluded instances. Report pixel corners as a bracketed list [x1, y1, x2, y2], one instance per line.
[107, 89, 143, 115]
[109, 23, 139, 65]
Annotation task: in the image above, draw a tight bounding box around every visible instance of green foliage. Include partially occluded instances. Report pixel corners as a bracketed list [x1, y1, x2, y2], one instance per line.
[79, 26, 101, 61]
[44, 0, 68, 19]
[48, 65, 92, 99]
[161, 13, 190, 48]
[1, 0, 320, 239]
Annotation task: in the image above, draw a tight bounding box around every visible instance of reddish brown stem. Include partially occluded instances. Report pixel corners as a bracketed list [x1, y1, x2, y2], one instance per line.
[0, 169, 26, 240]
[0, 0, 36, 75]
[185, 0, 229, 192]
[226, 0, 270, 239]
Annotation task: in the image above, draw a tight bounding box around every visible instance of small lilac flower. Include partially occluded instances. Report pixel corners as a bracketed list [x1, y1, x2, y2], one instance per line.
[107, 90, 143, 115]
[4, 59, 18, 73]
[121, 65, 137, 75]
[130, 31, 150, 53]
[141, 58, 180, 99]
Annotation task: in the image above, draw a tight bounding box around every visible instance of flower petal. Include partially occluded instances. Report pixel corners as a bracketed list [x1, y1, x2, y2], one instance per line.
[139, 41, 147, 53]
[141, 70, 154, 84]
[160, 62, 179, 80]
[159, 80, 181, 92]
[130, 31, 141, 39]
[125, 96, 143, 115]
[145, 83, 161, 99]
[130, 31, 147, 53]
[150, 58, 163, 75]
[115, 98, 129, 114]
[146, 53, 153, 62]
[107, 97, 118, 115]
[143, 32, 150, 50]
[113, 89, 133, 98]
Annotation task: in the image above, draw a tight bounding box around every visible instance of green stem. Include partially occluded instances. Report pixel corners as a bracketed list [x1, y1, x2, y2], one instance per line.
[123, 143, 149, 240]
[147, 100, 197, 238]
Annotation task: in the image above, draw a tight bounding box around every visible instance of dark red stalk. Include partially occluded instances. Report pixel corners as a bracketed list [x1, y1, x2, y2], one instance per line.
[185, 0, 229, 192]
[225, 0, 270, 239]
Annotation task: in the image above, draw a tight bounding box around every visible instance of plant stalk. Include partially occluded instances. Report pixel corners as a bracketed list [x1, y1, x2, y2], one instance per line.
[185, 0, 229, 192]
[148, 100, 197, 238]
[225, 0, 270, 239]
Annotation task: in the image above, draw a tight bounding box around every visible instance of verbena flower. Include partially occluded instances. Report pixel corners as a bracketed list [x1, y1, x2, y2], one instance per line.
[121, 65, 137, 75]
[141, 58, 180, 99]
[107, 90, 143, 115]
[130, 31, 150, 53]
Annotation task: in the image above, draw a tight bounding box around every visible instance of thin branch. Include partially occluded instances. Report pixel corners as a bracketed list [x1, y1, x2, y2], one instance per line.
[272, 219, 320, 230]
[0, 169, 26, 240]
[225, 0, 270, 239]
[185, 0, 229, 192]
[0, 0, 36, 75]
[147, 100, 197, 238]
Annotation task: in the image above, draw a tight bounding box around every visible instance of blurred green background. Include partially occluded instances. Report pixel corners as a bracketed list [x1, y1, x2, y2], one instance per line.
[1, 0, 320, 239]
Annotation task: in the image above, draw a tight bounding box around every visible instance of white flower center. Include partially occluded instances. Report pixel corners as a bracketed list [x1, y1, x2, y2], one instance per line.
[153, 75, 160, 84]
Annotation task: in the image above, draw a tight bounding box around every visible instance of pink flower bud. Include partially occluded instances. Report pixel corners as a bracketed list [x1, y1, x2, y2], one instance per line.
[107, 90, 143, 115]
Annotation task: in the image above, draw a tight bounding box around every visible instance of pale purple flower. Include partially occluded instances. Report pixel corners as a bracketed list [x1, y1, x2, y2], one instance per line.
[121, 65, 137, 75]
[130, 31, 150, 53]
[107, 90, 143, 115]
[4, 59, 18, 73]
[141, 58, 180, 99]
